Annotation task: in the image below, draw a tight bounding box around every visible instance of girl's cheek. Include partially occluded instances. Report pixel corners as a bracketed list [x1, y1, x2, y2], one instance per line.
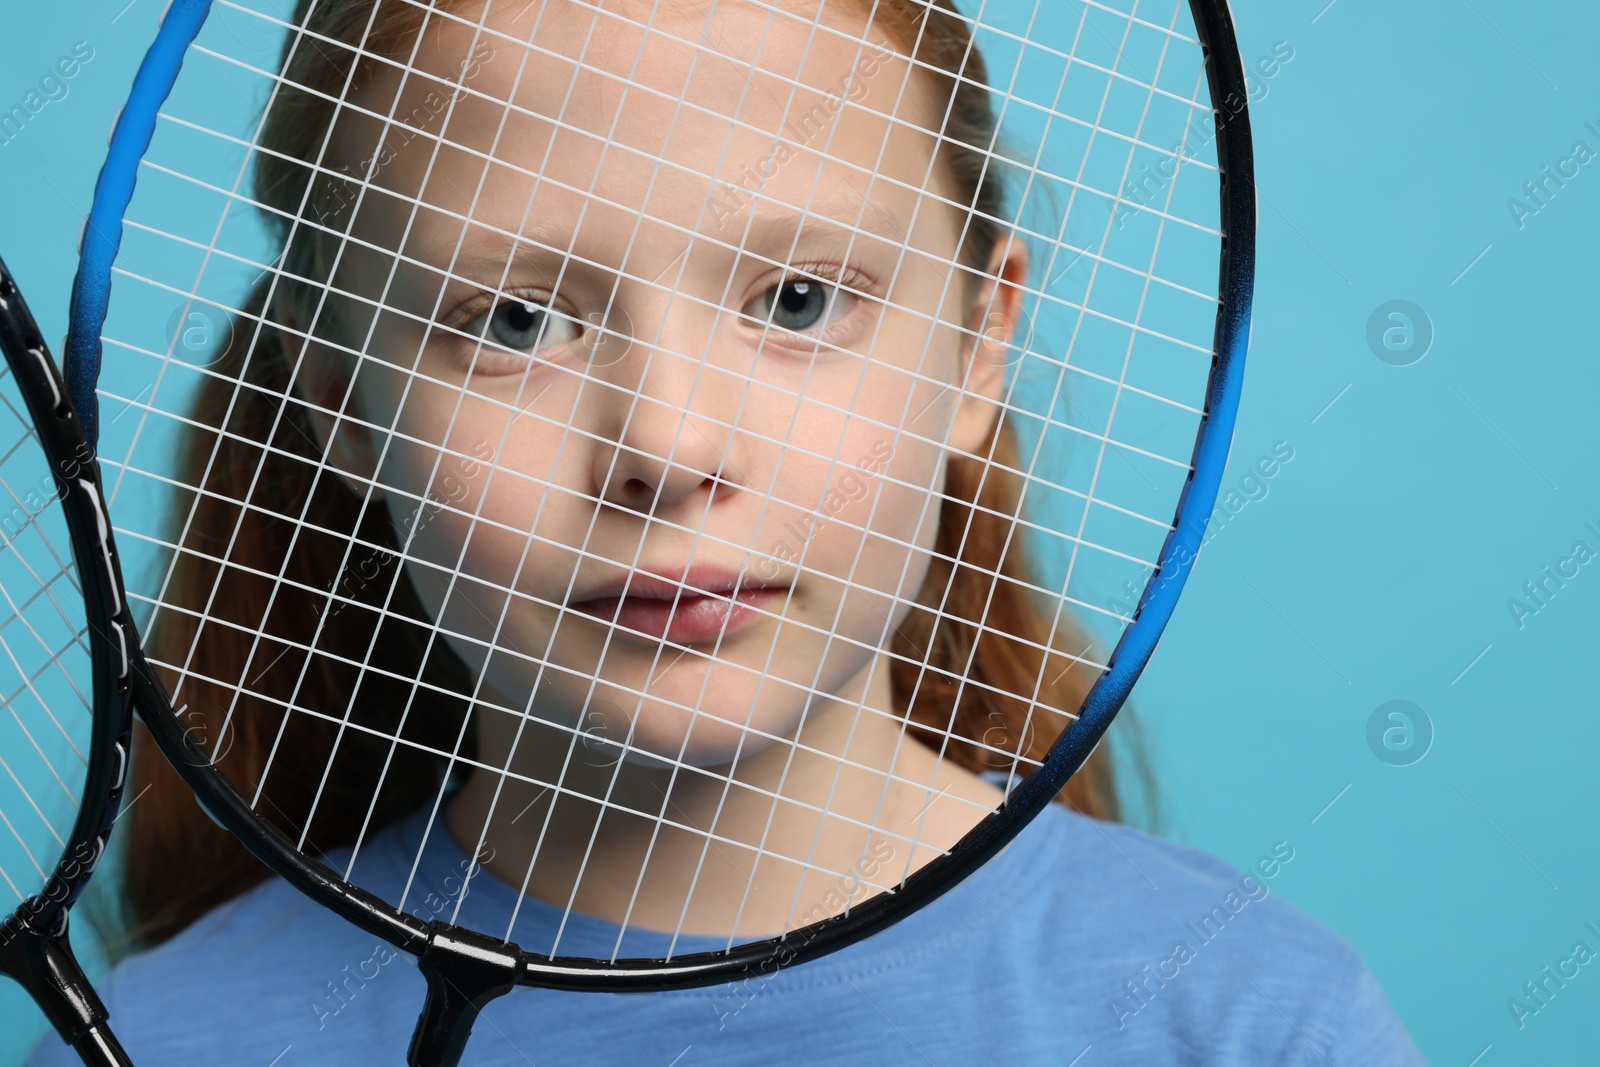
[801, 433, 919, 564]
[873, 443, 944, 549]
[417, 508, 520, 596]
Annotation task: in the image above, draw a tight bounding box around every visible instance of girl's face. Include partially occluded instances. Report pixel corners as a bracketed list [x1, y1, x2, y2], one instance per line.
[300, 0, 1012, 770]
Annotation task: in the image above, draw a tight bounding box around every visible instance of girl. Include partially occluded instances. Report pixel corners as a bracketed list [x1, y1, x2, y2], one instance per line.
[32, 0, 1422, 1062]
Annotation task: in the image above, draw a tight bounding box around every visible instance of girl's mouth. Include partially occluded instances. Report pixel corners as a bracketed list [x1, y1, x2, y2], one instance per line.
[569, 567, 789, 645]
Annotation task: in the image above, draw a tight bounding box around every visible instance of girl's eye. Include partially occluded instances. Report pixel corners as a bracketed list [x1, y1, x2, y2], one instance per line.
[463, 298, 580, 357]
[744, 274, 855, 335]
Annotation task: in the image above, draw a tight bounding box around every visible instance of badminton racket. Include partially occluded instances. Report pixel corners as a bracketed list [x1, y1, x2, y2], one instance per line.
[40, 0, 1252, 1062]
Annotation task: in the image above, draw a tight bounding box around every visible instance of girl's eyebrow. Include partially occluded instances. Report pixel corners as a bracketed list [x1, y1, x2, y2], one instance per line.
[738, 193, 908, 245]
[432, 223, 571, 284]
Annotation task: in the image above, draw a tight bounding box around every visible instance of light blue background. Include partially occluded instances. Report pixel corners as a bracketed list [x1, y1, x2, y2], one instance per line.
[3, 1, 1598, 1064]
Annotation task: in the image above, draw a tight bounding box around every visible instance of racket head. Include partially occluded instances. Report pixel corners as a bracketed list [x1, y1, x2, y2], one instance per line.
[0, 258, 134, 1060]
[62, 0, 1253, 1049]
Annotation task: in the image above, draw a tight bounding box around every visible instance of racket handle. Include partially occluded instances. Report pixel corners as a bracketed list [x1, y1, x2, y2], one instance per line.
[0, 914, 131, 1066]
[70, 1024, 134, 1067]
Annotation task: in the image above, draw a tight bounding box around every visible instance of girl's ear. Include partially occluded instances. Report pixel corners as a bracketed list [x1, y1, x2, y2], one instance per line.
[278, 304, 384, 499]
[948, 234, 1029, 459]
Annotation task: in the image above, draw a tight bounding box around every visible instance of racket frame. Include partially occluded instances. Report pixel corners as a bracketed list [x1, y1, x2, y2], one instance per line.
[0, 256, 135, 1066]
[60, 0, 1256, 1062]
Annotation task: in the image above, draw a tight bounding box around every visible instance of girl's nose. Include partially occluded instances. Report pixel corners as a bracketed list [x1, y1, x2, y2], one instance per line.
[592, 328, 743, 515]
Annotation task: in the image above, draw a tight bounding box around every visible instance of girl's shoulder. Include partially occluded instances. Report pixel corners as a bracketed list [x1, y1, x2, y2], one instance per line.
[915, 802, 1426, 1064]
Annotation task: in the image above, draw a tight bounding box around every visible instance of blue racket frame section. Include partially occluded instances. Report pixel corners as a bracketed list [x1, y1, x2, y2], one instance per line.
[64, 0, 211, 446]
[64, 0, 1255, 1019]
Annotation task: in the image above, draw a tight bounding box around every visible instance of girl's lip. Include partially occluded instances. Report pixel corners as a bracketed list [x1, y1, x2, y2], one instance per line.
[568, 566, 790, 645]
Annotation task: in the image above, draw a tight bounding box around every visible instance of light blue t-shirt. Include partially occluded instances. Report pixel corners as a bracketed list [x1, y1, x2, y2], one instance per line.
[27, 802, 1425, 1065]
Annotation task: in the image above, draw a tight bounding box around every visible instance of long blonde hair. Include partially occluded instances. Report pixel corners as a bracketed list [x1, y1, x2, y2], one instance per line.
[118, 0, 1145, 951]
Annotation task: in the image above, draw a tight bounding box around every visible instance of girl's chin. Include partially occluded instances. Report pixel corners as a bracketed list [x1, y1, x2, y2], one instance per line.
[607, 716, 795, 774]
[480, 673, 810, 774]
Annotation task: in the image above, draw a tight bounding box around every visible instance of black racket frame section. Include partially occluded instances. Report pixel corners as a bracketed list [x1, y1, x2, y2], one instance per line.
[0, 257, 135, 1066]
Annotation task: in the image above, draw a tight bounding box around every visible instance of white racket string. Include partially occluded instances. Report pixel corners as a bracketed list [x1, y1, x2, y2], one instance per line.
[91, 0, 1227, 960]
